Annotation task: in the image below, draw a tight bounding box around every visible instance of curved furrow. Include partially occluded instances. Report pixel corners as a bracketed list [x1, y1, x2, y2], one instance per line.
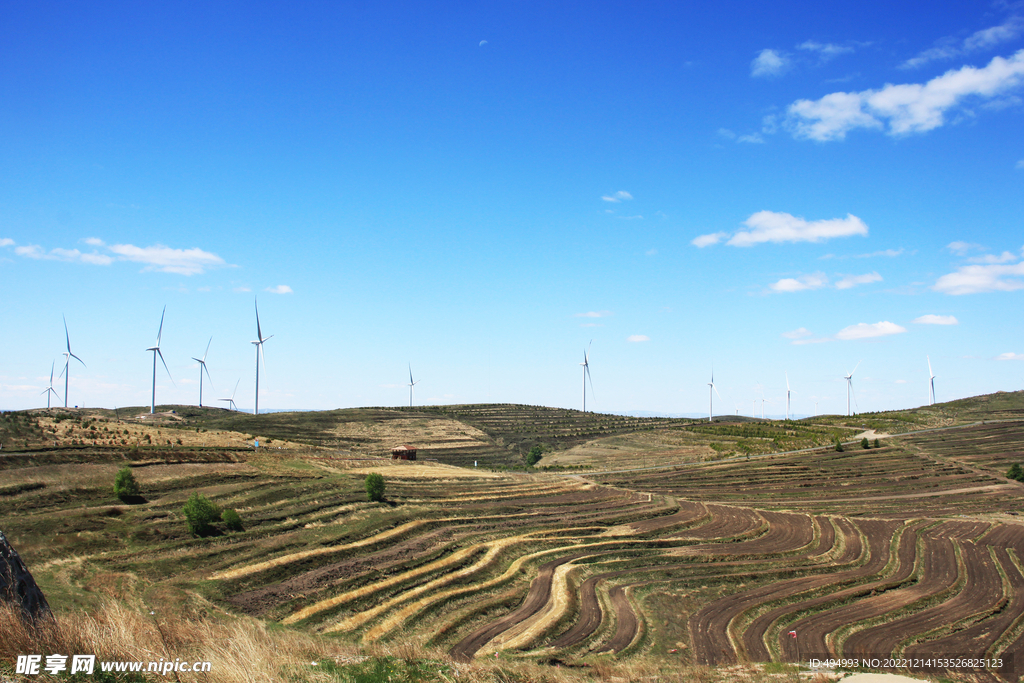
[674, 504, 766, 541]
[628, 500, 709, 534]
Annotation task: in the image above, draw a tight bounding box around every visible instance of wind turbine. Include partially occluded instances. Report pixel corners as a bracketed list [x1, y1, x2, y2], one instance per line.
[927, 355, 936, 405]
[59, 315, 85, 408]
[41, 361, 61, 409]
[220, 379, 240, 411]
[580, 342, 594, 412]
[707, 366, 722, 422]
[192, 338, 213, 407]
[844, 361, 862, 417]
[252, 298, 273, 415]
[408, 364, 420, 407]
[147, 306, 173, 414]
[785, 372, 791, 421]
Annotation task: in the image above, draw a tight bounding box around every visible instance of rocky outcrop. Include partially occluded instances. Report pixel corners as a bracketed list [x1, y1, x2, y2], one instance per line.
[0, 529, 51, 622]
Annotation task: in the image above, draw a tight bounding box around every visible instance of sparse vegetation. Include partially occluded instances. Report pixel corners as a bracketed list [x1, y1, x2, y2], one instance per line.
[365, 472, 385, 502]
[182, 491, 220, 536]
[112, 465, 140, 502]
[221, 508, 244, 531]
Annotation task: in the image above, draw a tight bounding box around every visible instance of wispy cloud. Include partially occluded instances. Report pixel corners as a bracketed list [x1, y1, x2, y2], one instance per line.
[913, 314, 959, 325]
[627, 335, 650, 342]
[770, 272, 829, 292]
[933, 261, 1024, 294]
[1017, 159, 1024, 169]
[835, 321, 907, 340]
[856, 248, 904, 258]
[601, 191, 633, 203]
[1, 238, 15, 248]
[108, 243, 226, 275]
[786, 50, 1024, 140]
[14, 244, 114, 265]
[83, 237, 105, 246]
[947, 241, 984, 256]
[798, 40, 854, 62]
[782, 327, 813, 339]
[265, 285, 293, 294]
[575, 311, 612, 318]
[691, 232, 729, 248]
[997, 352, 1024, 360]
[751, 49, 790, 78]
[731, 211, 868, 246]
[901, 15, 1024, 69]
[737, 133, 765, 144]
[835, 271, 882, 289]
[968, 251, 1018, 264]
[233, 286, 252, 293]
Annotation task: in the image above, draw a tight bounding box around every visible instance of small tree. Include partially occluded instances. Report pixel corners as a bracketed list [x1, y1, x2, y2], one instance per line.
[1008, 464, 1024, 482]
[874, 438, 880, 448]
[113, 466, 140, 502]
[835, 439, 844, 452]
[366, 473, 385, 502]
[183, 492, 220, 536]
[860, 437, 870, 450]
[221, 508, 243, 532]
[526, 446, 543, 467]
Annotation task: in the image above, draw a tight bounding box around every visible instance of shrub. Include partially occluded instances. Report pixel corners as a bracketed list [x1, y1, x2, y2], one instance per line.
[526, 446, 543, 466]
[113, 466, 140, 502]
[835, 439, 844, 452]
[183, 492, 220, 536]
[860, 437, 870, 449]
[874, 438, 880, 448]
[1008, 464, 1024, 482]
[365, 473, 385, 502]
[221, 508, 243, 532]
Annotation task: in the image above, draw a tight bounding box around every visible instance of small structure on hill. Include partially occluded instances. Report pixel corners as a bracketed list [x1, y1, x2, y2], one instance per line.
[391, 445, 417, 461]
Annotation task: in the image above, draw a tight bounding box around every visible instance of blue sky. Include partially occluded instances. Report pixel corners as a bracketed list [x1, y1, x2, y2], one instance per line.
[2, 1, 1023, 417]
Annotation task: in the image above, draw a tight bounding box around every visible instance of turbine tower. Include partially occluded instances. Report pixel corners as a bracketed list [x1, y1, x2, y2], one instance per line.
[580, 342, 594, 412]
[408, 364, 419, 407]
[41, 361, 60, 409]
[844, 361, 861, 417]
[927, 355, 936, 405]
[192, 337, 213, 407]
[785, 372, 791, 421]
[220, 379, 240, 411]
[252, 298, 273, 415]
[707, 367, 722, 422]
[147, 306, 173, 414]
[59, 315, 85, 408]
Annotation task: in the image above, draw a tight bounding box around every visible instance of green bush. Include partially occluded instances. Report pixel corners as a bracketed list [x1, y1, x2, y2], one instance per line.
[874, 438, 880, 448]
[860, 437, 870, 449]
[365, 473, 385, 502]
[835, 439, 844, 452]
[1007, 464, 1024, 482]
[183, 492, 220, 536]
[525, 446, 543, 466]
[221, 508, 243, 532]
[113, 466, 140, 502]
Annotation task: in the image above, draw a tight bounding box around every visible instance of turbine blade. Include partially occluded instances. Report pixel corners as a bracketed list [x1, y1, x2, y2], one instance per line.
[63, 315, 71, 351]
[927, 355, 933, 377]
[851, 360, 862, 377]
[50, 361, 55, 383]
[156, 305, 166, 345]
[409, 363, 414, 385]
[157, 349, 174, 384]
[202, 361, 213, 384]
[586, 364, 595, 399]
[232, 378, 240, 400]
[255, 298, 262, 340]
[786, 371, 790, 391]
[70, 352, 85, 367]
[713, 383, 723, 400]
[204, 336, 212, 361]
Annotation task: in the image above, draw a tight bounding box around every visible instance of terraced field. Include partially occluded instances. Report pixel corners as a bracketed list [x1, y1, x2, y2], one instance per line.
[3, 399, 1024, 681]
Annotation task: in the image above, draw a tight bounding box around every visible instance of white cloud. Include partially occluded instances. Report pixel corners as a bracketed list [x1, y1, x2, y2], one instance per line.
[601, 191, 633, 203]
[751, 49, 790, 78]
[835, 271, 882, 289]
[769, 272, 829, 292]
[782, 327, 813, 339]
[13, 244, 113, 265]
[108, 243, 226, 275]
[83, 237, 105, 246]
[798, 40, 854, 62]
[913, 314, 959, 325]
[14, 245, 44, 258]
[737, 133, 765, 144]
[627, 335, 650, 342]
[645, 249, 657, 256]
[902, 15, 1024, 69]
[692, 232, 728, 248]
[947, 241, 983, 255]
[856, 248, 904, 258]
[968, 251, 1018, 264]
[835, 321, 907, 340]
[265, 285, 293, 294]
[575, 311, 611, 318]
[997, 352, 1024, 360]
[0, 238, 13, 248]
[479, 40, 488, 47]
[787, 50, 1024, 140]
[728, 211, 868, 246]
[933, 261, 1024, 294]
[233, 286, 252, 293]
[1017, 159, 1024, 169]
[717, 128, 737, 139]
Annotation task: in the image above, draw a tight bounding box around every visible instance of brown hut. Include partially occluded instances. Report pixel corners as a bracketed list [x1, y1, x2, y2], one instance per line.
[391, 445, 417, 461]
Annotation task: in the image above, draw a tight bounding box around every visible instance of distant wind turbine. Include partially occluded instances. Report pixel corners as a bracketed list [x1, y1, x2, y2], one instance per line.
[192, 337, 213, 407]
[147, 306, 173, 414]
[845, 361, 861, 417]
[707, 366, 722, 422]
[220, 379, 240, 411]
[927, 355, 936, 405]
[252, 298, 273, 415]
[41, 361, 61, 409]
[785, 372, 791, 421]
[408, 364, 419, 407]
[580, 342, 594, 412]
[59, 315, 85, 408]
